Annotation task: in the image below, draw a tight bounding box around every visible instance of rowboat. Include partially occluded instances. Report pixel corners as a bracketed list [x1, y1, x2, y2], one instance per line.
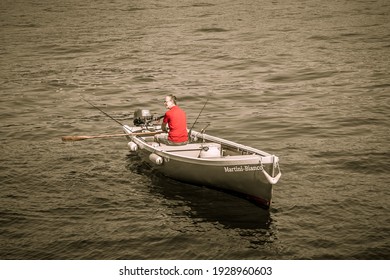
[122, 109, 282, 208]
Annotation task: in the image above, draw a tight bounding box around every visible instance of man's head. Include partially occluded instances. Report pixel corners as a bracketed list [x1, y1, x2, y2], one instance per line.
[164, 94, 177, 109]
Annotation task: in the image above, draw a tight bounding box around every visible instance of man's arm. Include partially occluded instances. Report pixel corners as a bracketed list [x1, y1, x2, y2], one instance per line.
[162, 122, 168, 132]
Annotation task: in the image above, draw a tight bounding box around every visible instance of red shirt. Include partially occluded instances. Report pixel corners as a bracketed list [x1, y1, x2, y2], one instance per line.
[163, 106, 188, 143]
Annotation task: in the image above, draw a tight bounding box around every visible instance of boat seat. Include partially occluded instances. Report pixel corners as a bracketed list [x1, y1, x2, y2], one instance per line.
[148, 142, 222, 158]
[160, 143, 203, 151]
[165, 143, 222, 158]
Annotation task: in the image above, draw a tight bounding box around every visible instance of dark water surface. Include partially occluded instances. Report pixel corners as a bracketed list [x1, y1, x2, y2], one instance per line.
[1, 0, 389, 259]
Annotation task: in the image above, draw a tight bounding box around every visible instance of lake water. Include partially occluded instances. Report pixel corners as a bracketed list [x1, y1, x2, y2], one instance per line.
[1, 0, 389, 259]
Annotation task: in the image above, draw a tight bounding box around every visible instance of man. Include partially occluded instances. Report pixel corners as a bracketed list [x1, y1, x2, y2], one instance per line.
[155, 94, 188, 145]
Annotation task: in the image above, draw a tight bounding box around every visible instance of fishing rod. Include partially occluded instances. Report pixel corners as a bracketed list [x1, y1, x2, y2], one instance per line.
[81, 96, 124, 126]
[188, 96, 210, 136]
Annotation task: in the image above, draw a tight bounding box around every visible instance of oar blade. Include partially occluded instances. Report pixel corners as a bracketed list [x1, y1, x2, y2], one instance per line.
[61, 136, 90, 141]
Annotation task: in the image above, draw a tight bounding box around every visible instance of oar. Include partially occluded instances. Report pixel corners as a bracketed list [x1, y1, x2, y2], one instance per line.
[62, 131, 161, 142]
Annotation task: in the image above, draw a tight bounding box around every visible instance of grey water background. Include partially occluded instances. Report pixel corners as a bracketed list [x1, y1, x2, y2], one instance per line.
[1, 0, 389, 260]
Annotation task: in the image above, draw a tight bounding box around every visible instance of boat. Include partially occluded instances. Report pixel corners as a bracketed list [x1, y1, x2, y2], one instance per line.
[123, 109, 282, 208]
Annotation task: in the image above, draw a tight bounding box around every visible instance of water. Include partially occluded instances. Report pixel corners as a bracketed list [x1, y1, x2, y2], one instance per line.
[1, 0, 389, 259]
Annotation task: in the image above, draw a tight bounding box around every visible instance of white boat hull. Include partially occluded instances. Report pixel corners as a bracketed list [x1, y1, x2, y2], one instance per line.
[123, 125, 281, 208]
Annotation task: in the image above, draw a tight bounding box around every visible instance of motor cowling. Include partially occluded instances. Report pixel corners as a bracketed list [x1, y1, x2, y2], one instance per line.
[133, 109, 153, 126]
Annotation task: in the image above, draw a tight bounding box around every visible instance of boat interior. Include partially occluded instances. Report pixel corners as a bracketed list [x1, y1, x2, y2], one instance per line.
[140, 135, 259, 159]
[124, 124, 268, 159]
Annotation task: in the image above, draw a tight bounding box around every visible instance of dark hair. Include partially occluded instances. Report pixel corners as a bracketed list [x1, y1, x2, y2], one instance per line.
[168, 94, 177, 105]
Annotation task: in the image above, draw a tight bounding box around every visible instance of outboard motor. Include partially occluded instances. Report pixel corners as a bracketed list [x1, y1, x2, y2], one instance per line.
[133, 109, 153, 126]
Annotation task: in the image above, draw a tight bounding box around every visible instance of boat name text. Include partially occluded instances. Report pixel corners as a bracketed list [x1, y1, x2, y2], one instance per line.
[224, 165, 262, 173]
